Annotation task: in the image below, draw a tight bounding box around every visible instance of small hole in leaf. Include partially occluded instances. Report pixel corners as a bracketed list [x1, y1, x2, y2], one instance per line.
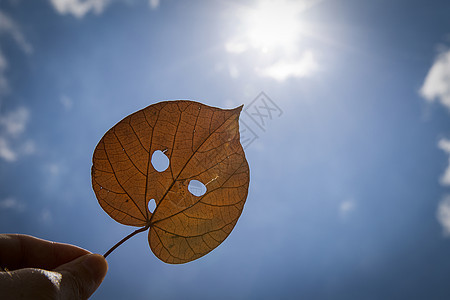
[188, 180, 207, 197]
[148, 199, 156, 213]
[151, 150, 169, 172]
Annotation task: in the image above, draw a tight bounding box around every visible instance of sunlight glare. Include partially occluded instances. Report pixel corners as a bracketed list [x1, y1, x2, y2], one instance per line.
[242, 0, 304, 53]
[258, 50, 318, 81]
[225, 0, 321, 81]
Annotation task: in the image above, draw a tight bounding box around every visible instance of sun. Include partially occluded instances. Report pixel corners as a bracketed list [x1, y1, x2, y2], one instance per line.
[237, 0, 308, 54]
[225, 0, 321, 81]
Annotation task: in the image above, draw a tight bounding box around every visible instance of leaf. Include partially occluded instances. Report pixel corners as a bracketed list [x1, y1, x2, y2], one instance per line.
[91, 100, 250, 264]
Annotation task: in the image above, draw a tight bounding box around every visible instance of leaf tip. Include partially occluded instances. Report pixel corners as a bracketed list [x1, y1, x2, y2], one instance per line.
[233, 104, 244, 114]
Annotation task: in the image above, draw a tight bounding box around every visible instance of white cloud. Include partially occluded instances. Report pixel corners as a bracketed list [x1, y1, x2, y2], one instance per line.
[49, 0, 110, 18]
[420, 50, 450, 110]
[0, 106, 29, 137]
[0, 197, 26, 212]
[149, 0, 160, 10]
[0, 137, 17, 161]
[438, 138, 450, 153]
[258, 50, 319, 81]
[437, 195, 450, 236]
[225, 41, 247, 54]
[438, 138, 450, 186]
[0, 106, 34, 162]
[49, 0, 164, 17]
[0, 10, 33, 54]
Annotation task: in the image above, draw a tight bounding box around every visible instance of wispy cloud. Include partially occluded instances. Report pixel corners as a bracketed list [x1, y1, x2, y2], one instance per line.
[339, 199, 356, 218]
[438, 138, 450, 186]
[0, 197, 26, 212]
[49, 0, 163, 18]
[0, 137, 16, 162]
[0, 198, 51, 224]
[0, 10, 33, 54]
[0, 49, 9, 95]
[437, 195, 450, 236]
[0, 106, 34, 162]
[258, 50, 319, 81]
[49, 0, 111, 18]
[0, 106, 29, 137]
[149, 0, 160, 10]
[420, 49, 450, 110]
[225, 41, 247, 54]
[60, 94, 74, 111]
[0, 10, 33, 95]
[40, 208, 53, 224]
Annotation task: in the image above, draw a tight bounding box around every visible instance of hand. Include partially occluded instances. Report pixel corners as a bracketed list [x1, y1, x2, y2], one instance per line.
[0, 234, 108, 300]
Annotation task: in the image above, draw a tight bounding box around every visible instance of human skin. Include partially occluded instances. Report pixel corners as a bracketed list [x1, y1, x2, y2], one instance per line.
[0, 234, 108, 300]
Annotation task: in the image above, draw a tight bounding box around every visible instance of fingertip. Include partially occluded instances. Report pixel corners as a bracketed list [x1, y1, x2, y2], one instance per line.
[82, 254, 108, 285]
[56, 253, 108, 299]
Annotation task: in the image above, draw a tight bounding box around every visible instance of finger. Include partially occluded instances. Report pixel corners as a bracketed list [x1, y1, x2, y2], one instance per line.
[0, 234, 90, 271]
[0, 254, 108, 300]
[55, 253, 108, 300]
[0, 268, 64, 300]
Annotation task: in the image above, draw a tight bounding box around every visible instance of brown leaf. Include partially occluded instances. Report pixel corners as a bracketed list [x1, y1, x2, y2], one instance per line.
[92, 100, 250, 263]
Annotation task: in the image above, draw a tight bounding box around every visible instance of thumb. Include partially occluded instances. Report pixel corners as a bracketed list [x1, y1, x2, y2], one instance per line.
[55, 253, 108, 300]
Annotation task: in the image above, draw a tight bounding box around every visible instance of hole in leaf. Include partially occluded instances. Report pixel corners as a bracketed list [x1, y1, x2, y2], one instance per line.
[188, 180, 207, 197]
[151, 150, 169, 172]
[148, 199, 156, 213]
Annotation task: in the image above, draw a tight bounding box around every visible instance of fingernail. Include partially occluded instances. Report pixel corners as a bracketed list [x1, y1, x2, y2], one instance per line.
[82, 254, 108, 284]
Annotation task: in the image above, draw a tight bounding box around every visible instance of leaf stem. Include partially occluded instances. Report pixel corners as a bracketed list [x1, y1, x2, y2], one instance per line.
[103, 225, 150, 258]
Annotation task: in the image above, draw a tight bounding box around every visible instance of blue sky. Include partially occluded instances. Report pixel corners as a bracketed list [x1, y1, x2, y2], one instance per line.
[1, 0, 450, 299]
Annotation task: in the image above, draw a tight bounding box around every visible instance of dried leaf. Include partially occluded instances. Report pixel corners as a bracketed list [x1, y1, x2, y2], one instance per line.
[92, 100, 250, 264]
